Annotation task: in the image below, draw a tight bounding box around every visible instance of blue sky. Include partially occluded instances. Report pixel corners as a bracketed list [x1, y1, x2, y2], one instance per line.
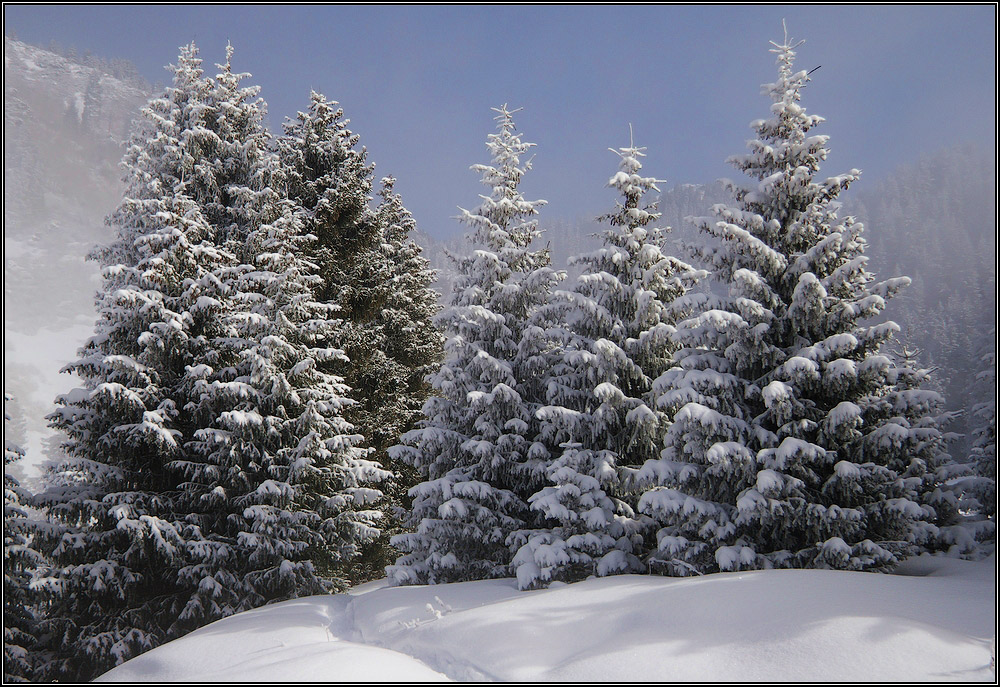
[5, 4, 996, 240]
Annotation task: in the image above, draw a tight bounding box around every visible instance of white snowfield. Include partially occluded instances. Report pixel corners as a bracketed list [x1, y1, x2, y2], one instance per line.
[98, 554, 996, 683]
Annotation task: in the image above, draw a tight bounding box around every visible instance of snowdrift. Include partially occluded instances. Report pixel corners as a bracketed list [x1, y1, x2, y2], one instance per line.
[98, 554, 996, 682]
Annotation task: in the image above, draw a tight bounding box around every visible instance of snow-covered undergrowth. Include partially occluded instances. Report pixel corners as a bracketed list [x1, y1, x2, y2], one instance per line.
[98, 554, 995, 682]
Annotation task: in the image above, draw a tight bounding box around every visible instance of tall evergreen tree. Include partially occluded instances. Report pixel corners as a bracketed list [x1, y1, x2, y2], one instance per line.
[511, 139, 704, 588]
[276, 94, 442, 581]
[369, 176, 444, 456]
[4, 394, 44, 682]
[34, 44, 384, 681]
[35, 44, 225, 680]
[636, 26, 937, 575]
[388, 106, 561, 584]
[175, 194, 390, 606]
[166, 48, 389, 609]
[350, 177, 444, 579]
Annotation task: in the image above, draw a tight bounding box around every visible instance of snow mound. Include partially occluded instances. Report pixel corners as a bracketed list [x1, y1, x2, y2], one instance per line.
[96, 594, 449, 683]
[98, 555, 996, 682]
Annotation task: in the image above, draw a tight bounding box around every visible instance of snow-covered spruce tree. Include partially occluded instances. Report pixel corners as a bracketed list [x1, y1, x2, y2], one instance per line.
[368, 177, 445, 456]
[176, 196, 391, 605]
[34, 44, 383, 680]
[165, 52, 390, 606]
[276, 95, 442, 581]
[511, 140, 704, 588]
[388, 105, 561, 584]
[35, 44, 226, 681]
[636, 27, 936, 575]
[347, 176, 443, 580]
[880, 342, 991, 557]
[4, 394, 45, 682]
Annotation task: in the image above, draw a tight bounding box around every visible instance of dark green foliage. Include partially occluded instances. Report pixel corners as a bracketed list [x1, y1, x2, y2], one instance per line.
[278, 95, 442, 583]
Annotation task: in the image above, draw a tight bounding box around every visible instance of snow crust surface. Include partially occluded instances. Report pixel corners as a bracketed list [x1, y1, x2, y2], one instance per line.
[97, 554, 996, 682]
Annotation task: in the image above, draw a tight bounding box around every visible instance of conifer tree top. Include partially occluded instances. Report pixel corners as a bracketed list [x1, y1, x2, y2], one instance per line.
[460, 104, 547, 255]
[603, 128, 665, 225]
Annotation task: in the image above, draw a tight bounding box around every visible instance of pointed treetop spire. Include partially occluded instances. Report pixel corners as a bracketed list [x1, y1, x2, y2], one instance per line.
[171, 42, 203, 82]
[607, 129, 664, 200]
[492, 103, 524, 131]
[178, 40, 200, 60]
[769, 19, 806, 79]
[607, 123, 647, 159]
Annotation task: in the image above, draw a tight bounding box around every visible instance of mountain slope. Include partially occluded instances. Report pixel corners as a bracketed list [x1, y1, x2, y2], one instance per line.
[3, 37, 150, 479]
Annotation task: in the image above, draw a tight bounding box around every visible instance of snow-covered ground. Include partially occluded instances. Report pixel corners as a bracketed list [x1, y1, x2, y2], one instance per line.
[98, 554, 996, 682]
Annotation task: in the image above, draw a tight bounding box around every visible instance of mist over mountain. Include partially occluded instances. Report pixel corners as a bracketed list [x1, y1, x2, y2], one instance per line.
[4, 36, 150, 479]
[4, 36, 148, 326]
[3, 35, 995, 481]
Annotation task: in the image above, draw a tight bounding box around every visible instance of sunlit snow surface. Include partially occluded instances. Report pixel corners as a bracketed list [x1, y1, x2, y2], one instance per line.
[98, 554, 996, 682]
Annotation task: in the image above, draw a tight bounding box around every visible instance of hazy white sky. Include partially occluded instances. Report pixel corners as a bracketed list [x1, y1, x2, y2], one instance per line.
[4, 5, 996, 239]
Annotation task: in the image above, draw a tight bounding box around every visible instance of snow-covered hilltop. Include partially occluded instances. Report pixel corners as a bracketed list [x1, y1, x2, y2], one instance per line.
[4, 36, 149, 284]
[98, 554, 995, 682]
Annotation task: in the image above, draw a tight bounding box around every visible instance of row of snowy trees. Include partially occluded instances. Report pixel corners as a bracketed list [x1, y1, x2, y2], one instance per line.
[3, 28, 995, 683]
[387, 29, 996, 590]
[4, 43, 441, 682]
